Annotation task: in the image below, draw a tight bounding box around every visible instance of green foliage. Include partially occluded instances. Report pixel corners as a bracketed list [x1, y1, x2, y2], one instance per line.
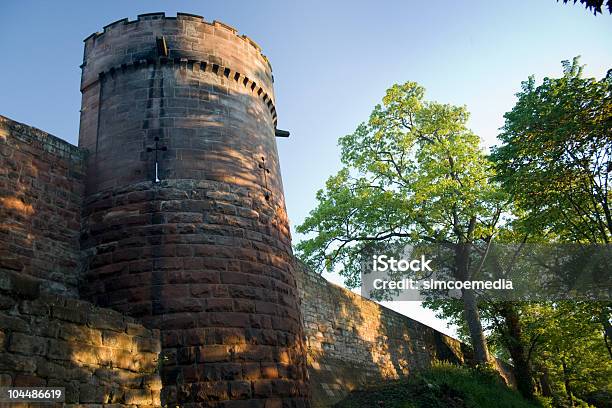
[491, 57, 612, 244]
[296, 81, 506, 286]
[334, 362, 543, 408]
[430, 298, 612, 402]
[520, 302, 612, 399]
[491, 58, 612, 404]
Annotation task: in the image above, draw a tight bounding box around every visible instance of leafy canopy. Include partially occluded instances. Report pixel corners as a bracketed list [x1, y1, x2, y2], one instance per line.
[491, 57, 612, 244]
[296, 81, 506, 287]
[520, 302, 612, 399]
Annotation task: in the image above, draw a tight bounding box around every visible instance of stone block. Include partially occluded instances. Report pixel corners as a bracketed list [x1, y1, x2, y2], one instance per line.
[191, 381, 228, 402]
[176, 346, 196, 366]
[88, 312, 125, 332]
[0, 294, 16, 310]
[112, 349, 142, 371]
[102, 330, 133, 351]
[0, 373, 12, 386]
[263, 399, 282, 408]
[0, 314, 29, 332]
[126, 322, 150, 337]
[69, 343, 100, 366]
[205, 298, 234, 312]
[197, 345, 231, 363]
[242, 362, 262, 380]
[79, 384, 106, 403]
[124, 388, 152, 405]
[36, 359, 69, 379]
[261, 363, 279, 379]
[52, 306, 87, 324]
[8, 332, 47, 356]
[59, 323, 103, 346]
[209, 312, 250, 328]
[228, 380, 251, 399]
[13, 373, 46, 387]
[134, 336, 161, 353]
[0, 352, 36, 372]
[19, 298, 51, 315]
[202, 362, 242, 381]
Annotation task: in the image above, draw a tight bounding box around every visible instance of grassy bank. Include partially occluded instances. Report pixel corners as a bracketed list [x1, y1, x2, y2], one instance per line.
[334, 363, 543, 408]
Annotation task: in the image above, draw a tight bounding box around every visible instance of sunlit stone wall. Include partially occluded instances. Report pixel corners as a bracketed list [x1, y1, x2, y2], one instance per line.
[296, 262, 469, 407]
[0, 270, 161, 405]
[0, 115, 84, 297]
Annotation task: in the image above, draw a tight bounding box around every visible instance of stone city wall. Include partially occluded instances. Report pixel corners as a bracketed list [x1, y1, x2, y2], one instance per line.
[296, 262, 514, 407]
[0, 115, 84, 297]
[0, 270, 161, 407]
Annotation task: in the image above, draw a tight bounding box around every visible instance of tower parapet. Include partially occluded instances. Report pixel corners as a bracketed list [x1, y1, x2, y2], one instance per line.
[79, 13, 309, 407]
[81, 12, 274, 100]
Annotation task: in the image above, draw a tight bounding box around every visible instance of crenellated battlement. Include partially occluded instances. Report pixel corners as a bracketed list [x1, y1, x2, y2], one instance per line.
[80, 12, 276, 129]
[83, 12, 270, 71]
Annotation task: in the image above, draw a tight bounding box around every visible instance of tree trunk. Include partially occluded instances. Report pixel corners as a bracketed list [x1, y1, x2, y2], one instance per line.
[562, 358, 574, 407]
[455, 243, 490, 364]
[537, 364, 553, 397]
[462, 289, 490, 363]
[600, 309, 612, 359]
[499, 302, 535, 400]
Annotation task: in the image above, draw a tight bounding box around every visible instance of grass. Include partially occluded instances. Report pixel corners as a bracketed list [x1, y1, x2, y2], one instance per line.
[334, 362, 543, 408]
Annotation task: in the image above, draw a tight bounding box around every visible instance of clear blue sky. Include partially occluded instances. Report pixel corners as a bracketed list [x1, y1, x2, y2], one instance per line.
[1, 0, 610, 336]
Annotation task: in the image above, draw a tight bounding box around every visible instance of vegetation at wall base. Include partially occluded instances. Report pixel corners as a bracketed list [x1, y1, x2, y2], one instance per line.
[333, 363, 587, 408]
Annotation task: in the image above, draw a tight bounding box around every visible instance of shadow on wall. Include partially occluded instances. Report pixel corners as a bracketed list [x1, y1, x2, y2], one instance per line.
[0, 116, 84, 298]
[295, 261, 512, 408]
[0, 271, 162, 406]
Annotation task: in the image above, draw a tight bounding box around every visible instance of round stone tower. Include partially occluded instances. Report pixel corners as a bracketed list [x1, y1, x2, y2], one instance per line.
[78, 13, 309, 407]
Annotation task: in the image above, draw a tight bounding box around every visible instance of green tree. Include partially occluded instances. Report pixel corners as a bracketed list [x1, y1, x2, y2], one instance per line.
[296, 81, 506, 364]
[491, 57, 612, 245]
[424, 233, 539, 401]
[491, 57, 612, 358]
[519, 302, 612, 406]
[491, 58, 612, 405]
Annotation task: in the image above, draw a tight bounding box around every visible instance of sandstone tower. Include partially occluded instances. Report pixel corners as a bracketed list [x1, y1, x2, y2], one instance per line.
[78, 12, 309, 406]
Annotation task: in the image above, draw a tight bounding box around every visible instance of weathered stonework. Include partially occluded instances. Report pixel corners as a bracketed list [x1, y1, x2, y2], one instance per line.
[0, 270, 161, 406]
[78, 13, 309, 407]
[296, 263, 515, 407]
[0, 116, 84, 297]
[0, 113, 514, 407]
[296, 263, 464, 407]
